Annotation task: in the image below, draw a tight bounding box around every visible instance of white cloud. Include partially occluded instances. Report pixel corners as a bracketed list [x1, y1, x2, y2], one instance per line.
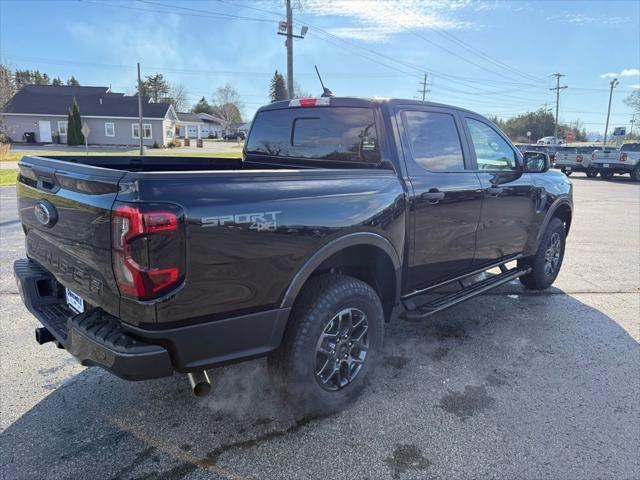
[547, 12, 628, 25]
[630, 84, 640, 89]
[600, 68, 640, 79]
[298, 0, 474, 43]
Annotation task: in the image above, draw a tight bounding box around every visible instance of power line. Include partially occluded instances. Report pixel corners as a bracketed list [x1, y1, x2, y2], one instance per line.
[392, 1, 542, 83]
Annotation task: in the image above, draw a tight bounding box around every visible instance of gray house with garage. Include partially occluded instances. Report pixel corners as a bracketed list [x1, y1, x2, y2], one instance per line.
[1, 85, 177, 146]
[176, 112, 226, 139]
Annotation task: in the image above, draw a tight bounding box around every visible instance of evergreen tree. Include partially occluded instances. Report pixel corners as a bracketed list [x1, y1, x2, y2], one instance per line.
[67, 98, 84, 145]
[269, 70, 288, 102]
[52, 77, 63, 86]
[192, 96, 212, 114]
[67, 76, 80, 86]
[14, 70, 33, 89]
[67, 106, 76, 145]
[144, 73, 169, 102]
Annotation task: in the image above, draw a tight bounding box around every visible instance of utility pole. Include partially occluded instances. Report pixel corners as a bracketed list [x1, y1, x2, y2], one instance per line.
[277, 0, 307, 100]
[630, 113, 636, 136]
[418, 73, 431, 102]
[549, 73, 567, 139]
[603, 77, 620, 145]
[137, 63, 144, 156]
[285, 0, 293, 99]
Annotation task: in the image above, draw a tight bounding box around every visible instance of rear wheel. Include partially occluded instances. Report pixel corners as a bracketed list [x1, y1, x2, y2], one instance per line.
[268, 274, 384, 414]
[600, 169, 614, 179]
[518, 217, 566, 290]
[586, 167, 598, 178]
[631, 165, 640, 182]
[562, 169, 572, 176]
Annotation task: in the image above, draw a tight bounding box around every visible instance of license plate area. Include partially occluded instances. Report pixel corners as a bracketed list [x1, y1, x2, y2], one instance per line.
[603, 163, 610, 168]
[66, 288, 84, 313]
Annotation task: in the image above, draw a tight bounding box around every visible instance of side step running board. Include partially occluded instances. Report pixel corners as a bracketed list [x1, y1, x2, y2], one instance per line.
[401, 267, 531, 321]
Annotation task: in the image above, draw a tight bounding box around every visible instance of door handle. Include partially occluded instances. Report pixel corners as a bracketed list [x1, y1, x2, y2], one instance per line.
[486, 185, 504, 196]
[421, 190, 445, 204]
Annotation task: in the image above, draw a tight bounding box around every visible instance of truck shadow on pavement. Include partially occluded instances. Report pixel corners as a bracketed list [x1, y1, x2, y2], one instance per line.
[2, 287, 639, 480]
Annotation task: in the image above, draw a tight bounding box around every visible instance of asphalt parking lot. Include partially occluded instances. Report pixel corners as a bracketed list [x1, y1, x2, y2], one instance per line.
[1, 175, 639, 480]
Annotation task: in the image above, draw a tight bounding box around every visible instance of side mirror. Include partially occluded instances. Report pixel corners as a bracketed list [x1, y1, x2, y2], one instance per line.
[523, 151, 550, 173]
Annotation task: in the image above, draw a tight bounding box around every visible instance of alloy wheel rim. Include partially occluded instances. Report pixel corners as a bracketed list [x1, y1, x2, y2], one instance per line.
[544, 232, 561, 276]
[314, 308, 369, 391]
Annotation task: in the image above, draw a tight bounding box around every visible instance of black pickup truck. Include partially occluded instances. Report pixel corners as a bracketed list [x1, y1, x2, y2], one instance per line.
[14, 97, 572, 412]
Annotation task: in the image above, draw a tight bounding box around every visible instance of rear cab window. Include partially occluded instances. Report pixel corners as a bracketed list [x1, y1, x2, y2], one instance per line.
[245, 106, 380, 165]
[620, 143, 640, 152]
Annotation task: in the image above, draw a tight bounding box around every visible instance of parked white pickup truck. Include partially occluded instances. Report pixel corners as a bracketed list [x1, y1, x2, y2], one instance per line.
[592, 143, 640, 181]
[554, 146, 598, 177]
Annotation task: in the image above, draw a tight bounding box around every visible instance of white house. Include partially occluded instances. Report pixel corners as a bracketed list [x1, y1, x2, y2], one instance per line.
[176, 112, 226, 139]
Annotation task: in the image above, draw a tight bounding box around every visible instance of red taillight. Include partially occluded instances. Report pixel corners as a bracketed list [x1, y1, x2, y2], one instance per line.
[112, 204, 183, 300]
[576, 154, 583, 163]
[620, 153, 627, 162]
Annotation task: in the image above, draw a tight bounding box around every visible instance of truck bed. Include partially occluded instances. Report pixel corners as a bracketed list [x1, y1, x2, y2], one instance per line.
[35, 155, 390, 172]
[17, 153, 404, 328]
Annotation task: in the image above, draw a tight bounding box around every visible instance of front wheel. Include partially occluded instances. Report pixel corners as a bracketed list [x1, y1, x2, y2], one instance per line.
[562, 169, 573, 176]
[518, 217, 566, 290]
[586, 167, 598, 178]
[268, 274, 384, 414]
[632, 165, 640, 182]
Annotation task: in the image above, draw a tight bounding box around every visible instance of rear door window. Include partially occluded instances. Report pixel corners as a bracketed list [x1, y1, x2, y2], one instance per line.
[245, 107, 379, 164]
[402, 111, 465, 171]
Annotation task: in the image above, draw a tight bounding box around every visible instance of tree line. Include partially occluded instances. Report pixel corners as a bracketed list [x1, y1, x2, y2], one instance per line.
[488, 109, 588, 142]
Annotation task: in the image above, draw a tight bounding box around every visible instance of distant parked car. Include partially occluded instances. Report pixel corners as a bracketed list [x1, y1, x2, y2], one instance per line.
[223, 132, 246, 141]
[537, 136, 563, 145]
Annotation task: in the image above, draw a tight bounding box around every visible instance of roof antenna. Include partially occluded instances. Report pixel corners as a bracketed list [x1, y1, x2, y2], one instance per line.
[315, 65, 334, 97]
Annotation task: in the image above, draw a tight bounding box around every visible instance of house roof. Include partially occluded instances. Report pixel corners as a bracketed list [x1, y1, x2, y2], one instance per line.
[197, 112, 226, 125]
[1, 85, 172, 119]
[176, 112, 202, 123]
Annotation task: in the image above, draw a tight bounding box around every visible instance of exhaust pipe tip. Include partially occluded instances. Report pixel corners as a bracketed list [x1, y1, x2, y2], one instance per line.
[187, 371, 212, 397]
[35, 327, 55, 345]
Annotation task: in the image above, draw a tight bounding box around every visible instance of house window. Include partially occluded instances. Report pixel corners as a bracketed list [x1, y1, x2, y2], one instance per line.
[105, 122, 115, 137]
[166, 127, 173, 138]
[58, 121, 68, 136]
[132, 123, 152, 139]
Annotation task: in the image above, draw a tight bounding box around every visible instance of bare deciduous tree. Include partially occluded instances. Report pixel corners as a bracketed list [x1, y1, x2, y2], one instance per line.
[212, 83, 243, 123]
[162, 83, 189, 111]
[0, 64, 15, 109]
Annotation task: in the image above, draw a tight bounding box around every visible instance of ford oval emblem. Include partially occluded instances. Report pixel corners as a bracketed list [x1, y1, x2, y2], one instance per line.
[34, 200, 57, 228]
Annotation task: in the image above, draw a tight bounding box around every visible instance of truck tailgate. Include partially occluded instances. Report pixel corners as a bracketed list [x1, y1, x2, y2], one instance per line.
[17, 156, 126, 317]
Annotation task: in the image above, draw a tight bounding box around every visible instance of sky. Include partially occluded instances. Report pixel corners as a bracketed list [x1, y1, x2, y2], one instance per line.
[1, 0, 639, 137]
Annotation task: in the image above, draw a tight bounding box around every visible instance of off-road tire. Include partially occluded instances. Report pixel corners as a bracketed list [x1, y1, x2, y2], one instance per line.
[518, 217, 566, 290]
[631, 165, 640, 182]
[600, 169, 614, 180]
[268, 274, 384, 415]
[586, 167, 598, 178]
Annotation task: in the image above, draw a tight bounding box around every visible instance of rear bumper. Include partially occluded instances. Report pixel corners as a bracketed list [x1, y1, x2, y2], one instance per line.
[592, 162, 635, 173]
[14, 258, 290, 380]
